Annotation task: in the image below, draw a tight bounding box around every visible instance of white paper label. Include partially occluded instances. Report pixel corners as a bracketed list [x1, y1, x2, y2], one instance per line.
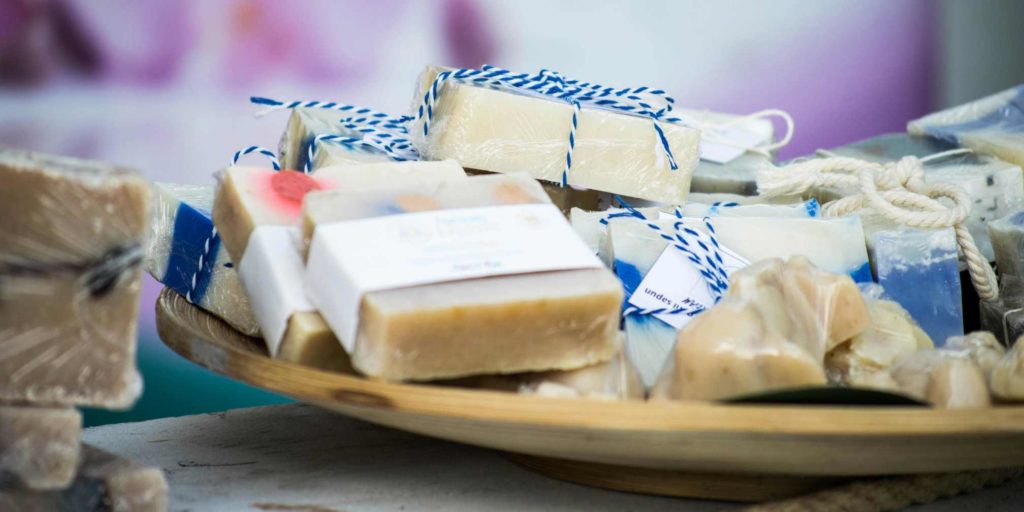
[699, 125, 770, 164]
[627, 227, 749, 330]
[236, 225, 315, 356]
[305, 204, 603, 350]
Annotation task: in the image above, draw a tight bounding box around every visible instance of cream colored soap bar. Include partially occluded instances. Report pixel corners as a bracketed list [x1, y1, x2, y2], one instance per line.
[0, 149, 145, 408]
[144, 183, 259, 336]
[303, 174, 623, 381]
[651, 257, 869, 402]
[991, 339, 1024, 401]
[0, 406, 80, 490]
[888, 351, 992, 409]
[409, 67, 701, 204]
[0, 444, 168, 512]
[213, 161, 466, 368]
[826, 298, 933, 386]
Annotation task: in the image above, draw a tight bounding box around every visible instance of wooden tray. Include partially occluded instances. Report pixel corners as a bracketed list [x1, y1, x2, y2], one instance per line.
[155, 289, 1024, 502]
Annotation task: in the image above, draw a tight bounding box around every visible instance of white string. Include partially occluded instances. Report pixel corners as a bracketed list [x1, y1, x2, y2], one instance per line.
[684, 108, 796, 156]
[756, 154, 998, 301]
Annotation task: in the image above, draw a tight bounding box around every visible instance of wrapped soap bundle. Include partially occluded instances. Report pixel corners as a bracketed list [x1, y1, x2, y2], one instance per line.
[0, 149, 167, 508]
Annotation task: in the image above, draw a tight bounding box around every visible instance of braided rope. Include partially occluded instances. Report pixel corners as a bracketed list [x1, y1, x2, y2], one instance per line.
[756, 155, 998, 301]
[231, 146, 281, 170]
[745, 466, 1024, 512]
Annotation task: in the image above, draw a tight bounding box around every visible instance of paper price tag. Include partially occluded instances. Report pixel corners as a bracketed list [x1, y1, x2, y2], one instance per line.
[627, 227, 749, 330]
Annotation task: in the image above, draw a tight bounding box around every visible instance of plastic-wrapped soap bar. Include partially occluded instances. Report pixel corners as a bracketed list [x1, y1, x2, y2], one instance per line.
[991, 338, 1024, 401]
[144, 183, 259, 335]
[0, 149, 145, 408]
[304, 174, 623, 381]
[980, 275, 1024, 346]
[473, 344, 644, 400]
[0, 444, 168, 512]
[690, 152, 772, 195]
[649, 257, 869, 401]
[864, 214, 964, 346]
[0, 406, 80, 490]
[829, 132, 1024, 260]
[611, 215, 870, 386]
[989, 210, 1024, 278]
[278, 107, 389, 172]
[670, 199, 819, 219]
[409, 66, 701, 204]
[908, 84, 1024, 167]
[887, 350, 991, 409]
[213, 161, 466, 368]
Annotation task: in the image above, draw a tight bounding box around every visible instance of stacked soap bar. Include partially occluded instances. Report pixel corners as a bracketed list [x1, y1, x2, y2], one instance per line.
[0, 444, 168, 511]
[144, 183, 259, 336]
[908, 84, 1024, 168]
[650, 257, 869, 401]
[989, 210, 1024, 278]
[829, 132, 1024, 260]
[0, 406, 81, 490]
[861, 212, 964, 346]
[303, 173, 623, 381]
[0, 149, 146, 408]
[611, 215, 871, 386]
[278, 106, 389, 172]
[409, 66, 702, 204]
[213, 161, 466, 371]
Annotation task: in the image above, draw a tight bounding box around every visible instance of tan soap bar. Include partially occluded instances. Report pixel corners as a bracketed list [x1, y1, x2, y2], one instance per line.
[409, 66, 701, 204]
[213, 161, 466, 367]
[990, 339, 1024, 401]
[0, 444, 168, 512]
[0, 406, 80, 490]
[303, 173, 623, 381]
[0, 149, 145, 408]
[888, 351, 992, 409]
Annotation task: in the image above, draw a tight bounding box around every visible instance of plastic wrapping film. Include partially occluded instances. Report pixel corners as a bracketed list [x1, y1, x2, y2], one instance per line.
[212, 162, 466, 368]
[0, 444, 168, 512]
[302, 174, 623, 381]
[828, 132, 1024, 260]
[609, 215, 871, 388]
[989, 209, 1024, 279]
[0, 405, 81, 490]
[143, 182, 260, 335]
[0, 149, 145, 409]
[649, 257, 869, 402]
[991, 338, 1024, 401]
[861, 211, 964, 346]
[473, 341, 645, 401]
[825, 285, 934, 387]
[908, 84, 1024, 168]
[408, 66, 701, 204]
[981, 275, 1024, 346]
[883, 348, 992, 409]
[278, 107, 384, 172]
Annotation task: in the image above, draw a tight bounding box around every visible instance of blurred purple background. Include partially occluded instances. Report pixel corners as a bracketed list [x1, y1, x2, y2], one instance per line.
[2, 0, 1023, 424]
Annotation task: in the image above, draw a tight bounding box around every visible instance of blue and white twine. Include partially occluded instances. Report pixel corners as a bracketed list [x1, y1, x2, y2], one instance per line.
[415, 65, 683, 187]
[231, 145, 281, 171]
[608, 196, 734, 319]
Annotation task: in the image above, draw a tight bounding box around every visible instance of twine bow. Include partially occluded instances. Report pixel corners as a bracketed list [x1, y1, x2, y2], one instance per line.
[756, 152, 998, 301]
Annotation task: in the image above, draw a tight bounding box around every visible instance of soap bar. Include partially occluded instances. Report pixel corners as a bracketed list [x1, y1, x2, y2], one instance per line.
[669, 199, 819, 219]
[144, 182, 259, 336]
[980, 275, 1024, 346]
[611, 215, 871, 387]
[826, 298, 933, 386]
[279, 106, 397, 172]
[0, 444, 168, 512]
[908, 84, 1024, 167]
[212, 161, 466, 362]
[888, 350, 992, 409]
[865, 214, 964, 346]
[0, 406, 80, 490]
[569, 206, 660, 267]
[945, 331, 1005, 377]
[990, 339, 1024, 401]
[303, 174, 623, 381]
[474, 343, 645, 400]
[409, 66, 701, 204]
[686, 191, 807, 206]
[0, 149, 145, 408]
[690, 151, 772, 195]
[829, 132, 1024, 260]
[989, 210, 1024, 278]
[652, 261, 873, 400]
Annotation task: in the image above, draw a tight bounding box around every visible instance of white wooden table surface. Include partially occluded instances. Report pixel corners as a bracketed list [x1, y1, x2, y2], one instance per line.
[82, 404, 1024, 512]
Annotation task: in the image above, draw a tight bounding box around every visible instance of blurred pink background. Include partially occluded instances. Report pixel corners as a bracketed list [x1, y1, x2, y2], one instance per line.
[2, 0, 1023, 423]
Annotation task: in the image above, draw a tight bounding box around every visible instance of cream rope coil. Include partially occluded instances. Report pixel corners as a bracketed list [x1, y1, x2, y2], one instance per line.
[756, 154, 998, 302]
